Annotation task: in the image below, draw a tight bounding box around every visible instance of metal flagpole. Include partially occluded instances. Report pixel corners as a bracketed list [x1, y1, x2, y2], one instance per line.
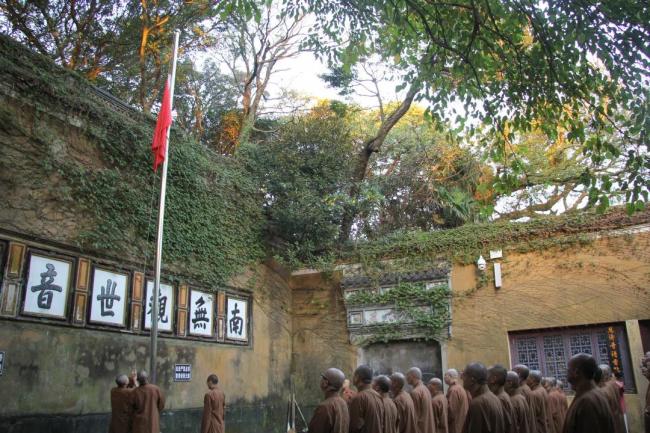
[150, 29, 180, 384]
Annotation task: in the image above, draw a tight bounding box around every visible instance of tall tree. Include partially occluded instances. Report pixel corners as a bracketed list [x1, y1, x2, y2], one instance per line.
[288, 0, 650, 239]
[213, 1, 307, 147]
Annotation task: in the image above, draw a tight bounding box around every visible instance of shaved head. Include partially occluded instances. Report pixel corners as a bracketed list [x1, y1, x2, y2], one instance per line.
[391, 372, 406, 394]
[373, 375, 391, 394]
[488, 365, 508, 386]
[137, 370, 148, 385]
[115, 374, 128, 387]
[527, 370, 542, 386]
[406, 367, 423, 386]
[567, 353, 599, 389]
[465, 362, 488, 384]
[444, 368, 459, 386]
[427, 377, 443, 394]
[322, 368, 346, 391]
[354, 365, 374, 385]
[513, 364, 530, 381]
[504, 371, 520, 395]
[598, 364, 612, 381]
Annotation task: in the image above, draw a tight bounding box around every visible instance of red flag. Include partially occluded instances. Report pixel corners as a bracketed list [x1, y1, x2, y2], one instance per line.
[152, 79, 173, 172]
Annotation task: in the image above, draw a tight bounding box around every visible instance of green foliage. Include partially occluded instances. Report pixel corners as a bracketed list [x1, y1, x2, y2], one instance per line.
[288, 0, 650, 215]
[342, 207, 648, 276]
[240, 103, 357, 264]
[0, 34, 265, 285]
[346, 282, 451, 345]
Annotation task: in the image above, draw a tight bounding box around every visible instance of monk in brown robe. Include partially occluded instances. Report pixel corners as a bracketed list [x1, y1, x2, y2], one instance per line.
[444, 369, 469, 433]
[374, 375, 398, 433]
[563, 353, 615, 433]
[488, 365, 515, 433]
[526, 370, 550, 433]
[110, 374, 133, 433]
[597, 365, 626, 433]
[349, 365, 385, 433]
[461, 362, 504, 433]
[131, 371, 165, 433]
[513, 365, 532, 401]
[391, 373, 418, 433]
[545, 378, 567, 433]
[407, 367, 435, 433]
[201, 374, 225, 433]
[505, 371, 532, 433]
[427, 378, 448, 433]
[309, 368, 350, 433]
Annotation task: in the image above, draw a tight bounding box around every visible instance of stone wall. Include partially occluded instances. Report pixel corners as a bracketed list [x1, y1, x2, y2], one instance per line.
[0, 261, 292, 433]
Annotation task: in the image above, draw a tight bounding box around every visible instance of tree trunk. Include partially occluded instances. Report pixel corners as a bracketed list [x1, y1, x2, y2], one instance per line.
[338, 79, 422, 243]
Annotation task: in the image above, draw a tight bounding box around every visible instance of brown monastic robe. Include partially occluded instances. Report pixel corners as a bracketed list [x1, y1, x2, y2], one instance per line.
[432, 393, 449, 433]
[562, 387, 615, 433]
[132, 383, 165, 433]
[411, 383, 436, 433]
[528, 385, 549, 433]
[200, 387, 225, 433]
[393, 391, 418, 433]
[447, 383, 470, 433]
[600, 381, 626, 433]
[309, 391, 350, 433]
[110, 387, 133, 433]
[383, 395, 399, 433]
[462, 387, 505, 433]
[496, 390, 515, 433]
[547, 390, 567, 433]
[349, 388, 385, 433]
[510, 390, 533, 433]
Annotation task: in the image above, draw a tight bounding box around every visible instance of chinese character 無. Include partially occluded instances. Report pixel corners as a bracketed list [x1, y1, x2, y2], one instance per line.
[192, 296, 209, 330]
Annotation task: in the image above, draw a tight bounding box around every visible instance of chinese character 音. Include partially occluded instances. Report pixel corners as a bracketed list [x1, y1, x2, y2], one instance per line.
[30, 263, 62, 309]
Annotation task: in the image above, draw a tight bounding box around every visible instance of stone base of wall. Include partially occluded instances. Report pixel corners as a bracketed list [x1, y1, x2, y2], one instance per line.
[0, 404, 287, 433]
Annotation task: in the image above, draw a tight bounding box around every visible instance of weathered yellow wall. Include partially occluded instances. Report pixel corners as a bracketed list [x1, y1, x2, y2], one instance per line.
[448, 231, 650, 433]
[290, 271, 357, 406]
[0, 263, 292, 416]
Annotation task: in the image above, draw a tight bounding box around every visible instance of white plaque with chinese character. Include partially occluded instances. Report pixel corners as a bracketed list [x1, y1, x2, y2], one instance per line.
[189, 290, 214, 337]
[23, 254, 72, 319]
[144, 281, 174, 332]
[89, 268, 129, 326]
[226, 297, 248, 341]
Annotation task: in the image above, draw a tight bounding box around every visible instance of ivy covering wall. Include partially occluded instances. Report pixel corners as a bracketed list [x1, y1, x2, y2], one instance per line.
[0, 35, 265, 285]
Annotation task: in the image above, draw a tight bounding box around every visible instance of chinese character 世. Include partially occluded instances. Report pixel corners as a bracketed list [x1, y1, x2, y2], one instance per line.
[30, 263, 63, 309]
[97, 279, 121, 317]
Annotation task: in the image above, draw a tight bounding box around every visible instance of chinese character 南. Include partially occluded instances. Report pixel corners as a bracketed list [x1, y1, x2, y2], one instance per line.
[147, 294, 168, 323]
[30, 263, 63, 309]
[229, 302, 244, 336]
[192, 296, 209, 330]
[97, 279, 121, 317]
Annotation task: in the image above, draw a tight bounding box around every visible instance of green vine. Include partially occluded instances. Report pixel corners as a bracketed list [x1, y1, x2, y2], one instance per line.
[347, 282, 451, 345]
[0, 35, 266, 286]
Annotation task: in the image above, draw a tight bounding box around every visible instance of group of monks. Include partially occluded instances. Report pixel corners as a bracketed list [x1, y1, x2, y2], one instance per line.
[308, 352, 632, 433]
[109, 370, 225, 433]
